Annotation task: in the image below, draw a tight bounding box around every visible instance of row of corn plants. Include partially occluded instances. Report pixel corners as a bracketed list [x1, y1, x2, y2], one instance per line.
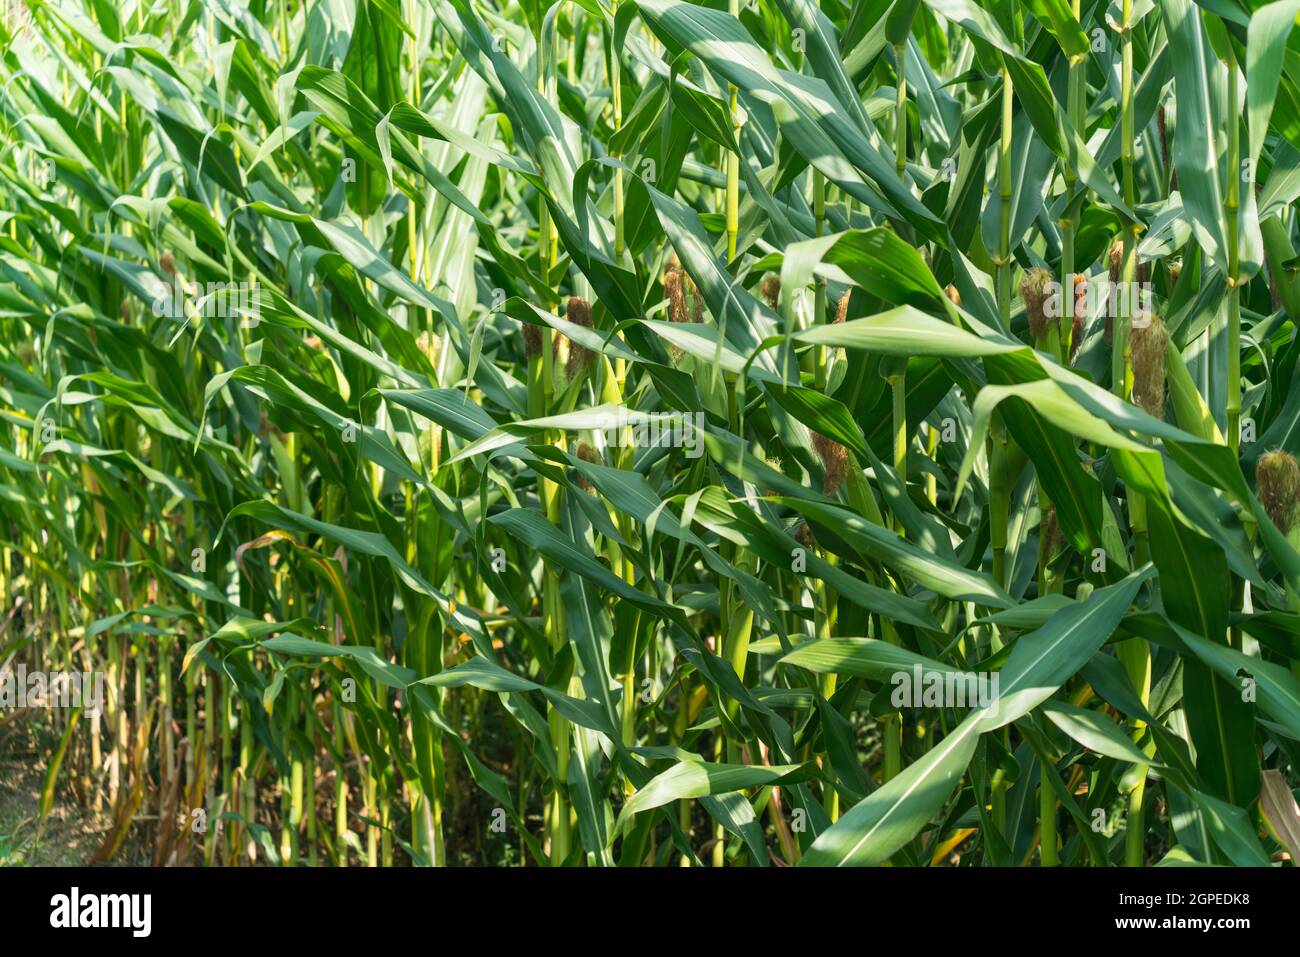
[2, 0, 1300, 866]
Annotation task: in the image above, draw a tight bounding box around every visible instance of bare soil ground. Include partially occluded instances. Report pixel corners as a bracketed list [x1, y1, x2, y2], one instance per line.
[0, 716, 149, 867]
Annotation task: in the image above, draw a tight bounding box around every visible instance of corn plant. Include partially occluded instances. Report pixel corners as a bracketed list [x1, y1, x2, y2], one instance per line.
[2, 0, 1300, 868]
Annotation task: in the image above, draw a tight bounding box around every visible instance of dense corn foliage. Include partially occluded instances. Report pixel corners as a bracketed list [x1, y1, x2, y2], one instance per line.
[3, 0, 1300, 868]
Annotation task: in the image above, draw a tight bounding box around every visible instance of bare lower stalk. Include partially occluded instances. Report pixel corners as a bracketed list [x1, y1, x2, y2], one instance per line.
[239, 708, 255, 864]
[334, 704, 348, 866]
[288, 688, 303, 865]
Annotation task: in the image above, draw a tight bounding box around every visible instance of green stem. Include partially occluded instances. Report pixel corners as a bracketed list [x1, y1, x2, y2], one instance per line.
[1061, 5, 1084, 362]
[1115, 0, 1136, 399]
[611, 0, 624, 261]
[239, 707, 255, 864]
[725, 0, 740, 261]
[1226, 47, 1242, 454]
[881, 375, 909, 783]
[895, 42, 907, 182]
[1119, 635, 1152, 866]
[288, 687, 303, 866]
[1040, 760, 1058, 866]
[997, 59, 1013, 327]
[891, 374, 908, 504]
[1262, 214, 1300, 319]
[334, 705, 348, 866]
